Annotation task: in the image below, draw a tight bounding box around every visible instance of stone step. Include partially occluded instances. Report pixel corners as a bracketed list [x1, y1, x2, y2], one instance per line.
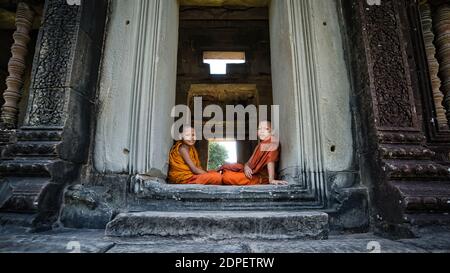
[0, 177, 53, 212]
[379, 144, 435, 160]
[135, 179, 315, 202]
[105, 211, 329, 240]
[0, 159, 55, 177]
[391, 180, 450, 212]
[405, 212, 450, 226]
[131, 177, 322, 211]
[383, 160, 450, 180]
[0, 130, 14, 157]
[16, 129, 62, 142]
[0, 129, 14, 144]
[2, 141, 59, 158]
[0, 212, 37, 227]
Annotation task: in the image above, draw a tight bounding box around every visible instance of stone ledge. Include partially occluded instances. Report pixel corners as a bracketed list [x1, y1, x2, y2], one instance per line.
[135, 179, 316, 202]
[0, 212, 37, 227]
[129, 178, 323, 211]
[105, 211, 329, 240]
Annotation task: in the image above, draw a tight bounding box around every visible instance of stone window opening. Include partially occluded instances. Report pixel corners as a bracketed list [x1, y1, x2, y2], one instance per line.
[203, 51, 246, 75]
[207, 139, 237, 171]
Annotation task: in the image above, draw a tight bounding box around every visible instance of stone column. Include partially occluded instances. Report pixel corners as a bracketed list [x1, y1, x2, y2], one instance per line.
[420, 1, 448, 130]
[0, 0, 108, 227]
[93, 0, 178, 175]
[0, 2, 34, 128]
[348, 0, 450, 231]
[23, 0, 81, 129]
[21, 0, 107, 163]
[270, 0, 328, 206]
[431, 1, 450, 128]
[126, 0, 179, 175]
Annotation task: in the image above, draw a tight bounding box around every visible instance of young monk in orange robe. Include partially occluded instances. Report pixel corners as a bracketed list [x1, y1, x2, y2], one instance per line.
[168, 126, 222, 185]
[221, 121, 288, 186]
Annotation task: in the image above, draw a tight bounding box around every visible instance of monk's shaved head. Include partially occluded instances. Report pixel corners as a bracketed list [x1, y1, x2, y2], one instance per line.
[181, 125, 195, 134]
[180, 125, 197, 146]
[259, 120, 272, 128]
[257, 120, 273, 141]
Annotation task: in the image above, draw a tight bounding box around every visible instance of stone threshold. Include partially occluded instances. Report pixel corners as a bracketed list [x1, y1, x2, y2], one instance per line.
[105, 211, 329, 240]
[127, 177, 324, 211]
[134, 179, 316, 203]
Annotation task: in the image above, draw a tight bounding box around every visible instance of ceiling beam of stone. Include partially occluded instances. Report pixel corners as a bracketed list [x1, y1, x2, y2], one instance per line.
[179, 0, 269, 7]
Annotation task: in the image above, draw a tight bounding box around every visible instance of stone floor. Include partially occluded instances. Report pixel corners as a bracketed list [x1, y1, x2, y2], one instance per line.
[1, 226, 450, 253]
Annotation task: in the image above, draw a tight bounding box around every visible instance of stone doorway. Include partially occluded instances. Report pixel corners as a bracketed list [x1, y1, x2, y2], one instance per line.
[94, 0, 355, 211]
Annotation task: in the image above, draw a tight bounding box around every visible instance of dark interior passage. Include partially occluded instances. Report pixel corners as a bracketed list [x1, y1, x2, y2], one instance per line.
[176, 6, 274, 168]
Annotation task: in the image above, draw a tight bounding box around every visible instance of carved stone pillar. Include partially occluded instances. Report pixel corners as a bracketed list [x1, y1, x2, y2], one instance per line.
[431, 2, 450, 128]
[0, 0, 108, 229]
[0, 2, 34, 128]
[348, 0, 450, 234]
[23, 0, 81, 129]
[420, 2, 448, 130]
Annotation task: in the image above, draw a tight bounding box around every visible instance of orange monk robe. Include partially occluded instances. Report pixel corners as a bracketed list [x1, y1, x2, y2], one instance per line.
[168, 141, 222, 185]
[221, 138, 280, 186]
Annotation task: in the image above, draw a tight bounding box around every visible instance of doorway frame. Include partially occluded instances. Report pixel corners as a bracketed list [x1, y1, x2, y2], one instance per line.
[96, 0, 335, 209]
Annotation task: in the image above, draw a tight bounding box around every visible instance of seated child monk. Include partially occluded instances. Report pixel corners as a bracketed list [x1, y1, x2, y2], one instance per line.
[168, 126, 222, 185]
[221, 121, 288, 186]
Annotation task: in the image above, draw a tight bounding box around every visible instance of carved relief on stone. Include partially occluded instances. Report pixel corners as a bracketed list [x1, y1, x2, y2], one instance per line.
[432, 3, 450, 128]
[0, 2, 34, 128]
[377, 132, 426, 144]
[24, 0, 80, 128]
[419, 1, 449, 130]
[361, 0, 418, 129]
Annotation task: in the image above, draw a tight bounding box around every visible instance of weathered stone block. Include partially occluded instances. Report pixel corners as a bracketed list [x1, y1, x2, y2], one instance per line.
[60, 184, 115, 229]
[105, 211, 329, 240]
[328, 187, 370, 233]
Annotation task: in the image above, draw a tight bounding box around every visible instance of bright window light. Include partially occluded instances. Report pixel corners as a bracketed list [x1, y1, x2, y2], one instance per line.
[204, 59, 245, 75]
[203, 51, 246, 75]
[207, 140, 237, 170]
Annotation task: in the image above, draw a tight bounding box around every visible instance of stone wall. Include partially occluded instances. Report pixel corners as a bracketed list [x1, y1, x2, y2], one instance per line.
[94, 0, 179, 175]
[270, 0, 364, 231]
[340, 0, 450, 237]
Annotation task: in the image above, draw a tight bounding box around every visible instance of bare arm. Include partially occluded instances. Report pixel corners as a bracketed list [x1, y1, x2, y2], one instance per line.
[267, 162, 288, 185]
[179, 145, 206, 175]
